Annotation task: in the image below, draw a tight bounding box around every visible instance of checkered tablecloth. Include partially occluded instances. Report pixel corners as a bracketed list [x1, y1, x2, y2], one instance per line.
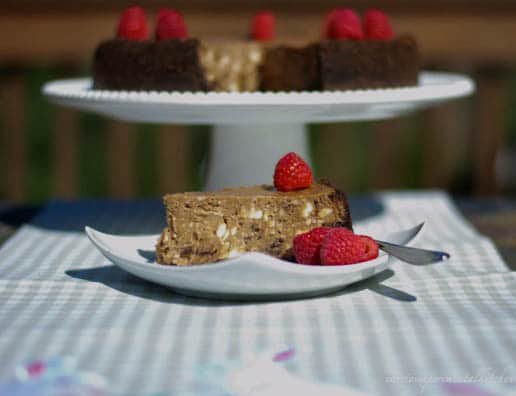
[0, 191, 514, 395]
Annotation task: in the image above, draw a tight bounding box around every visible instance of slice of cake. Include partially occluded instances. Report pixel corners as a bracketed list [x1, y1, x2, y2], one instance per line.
[195, 12, 273, 92]
[319, 34, 419, 90]
[156, 180, 352, 265]
[260, 9, 419, 92]
[93, 38, 208, 91]
[318, 9, 419, 90]
[93, 8, 208, 92]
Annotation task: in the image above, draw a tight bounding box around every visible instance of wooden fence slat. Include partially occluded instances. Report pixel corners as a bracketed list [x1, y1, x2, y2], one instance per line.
[1, 73, 26, 202]
[370, 119, 405, 189]
[421, 100, 470, 188]
[53, 107, 78, 198]
[473, 74, 507, 195]
[315, 124, 356, 191]
[157, 125, 190, 193]
[107, 121, 135, 198]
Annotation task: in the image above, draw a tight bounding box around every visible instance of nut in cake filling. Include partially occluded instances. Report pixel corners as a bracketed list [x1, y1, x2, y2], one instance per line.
[156, 182, 352, 265]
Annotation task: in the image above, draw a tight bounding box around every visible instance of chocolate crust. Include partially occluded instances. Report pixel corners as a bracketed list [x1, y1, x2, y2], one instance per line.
[93, 38, 208, 91]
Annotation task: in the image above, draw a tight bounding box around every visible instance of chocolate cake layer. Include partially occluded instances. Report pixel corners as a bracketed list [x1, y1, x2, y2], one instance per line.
[319, 34, 420, 90]
[156, 180, 352, 265]
[93, 38, 208, 91]
[259, 44, 320, 91]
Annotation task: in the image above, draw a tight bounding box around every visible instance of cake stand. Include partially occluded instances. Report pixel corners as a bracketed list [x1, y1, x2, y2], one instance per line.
[43, 71, 475, 190]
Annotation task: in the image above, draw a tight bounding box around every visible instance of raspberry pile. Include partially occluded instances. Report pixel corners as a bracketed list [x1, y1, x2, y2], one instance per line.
[323, 8, 393, 40]
[294, 227, 379, 265]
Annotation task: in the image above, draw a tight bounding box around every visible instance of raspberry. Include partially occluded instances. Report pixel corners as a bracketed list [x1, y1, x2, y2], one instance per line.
[116, 6, 149, 40]
[359, 235, 380, 261]
[322, 9, 339, 39]
[273, 152, 313, 192]
[155, 9, 188, 40]
[251, 11, 276, 41]
[363, 9, 393, 40]
[323, 8, 363, 40]
[294, 227, 334, 265]
[320, 229, 379, 265]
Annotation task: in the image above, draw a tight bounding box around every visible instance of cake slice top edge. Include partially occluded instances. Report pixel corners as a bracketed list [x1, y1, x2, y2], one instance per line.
[163, 180, 340, 200]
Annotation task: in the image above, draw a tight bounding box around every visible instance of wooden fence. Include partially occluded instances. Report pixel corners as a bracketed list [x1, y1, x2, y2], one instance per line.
[0, 1, 514, 201]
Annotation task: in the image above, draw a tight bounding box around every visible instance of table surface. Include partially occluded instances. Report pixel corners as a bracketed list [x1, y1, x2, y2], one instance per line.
[0, 193, 515, 396]
[1, 196, 515, 269]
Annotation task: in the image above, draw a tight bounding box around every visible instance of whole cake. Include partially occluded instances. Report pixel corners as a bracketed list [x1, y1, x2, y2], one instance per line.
[92, 7, 420, 92]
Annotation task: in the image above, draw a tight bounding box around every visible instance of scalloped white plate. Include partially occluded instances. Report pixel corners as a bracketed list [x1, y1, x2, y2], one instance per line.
[43, 72, 474, 124]
[85, 223, 423, 300]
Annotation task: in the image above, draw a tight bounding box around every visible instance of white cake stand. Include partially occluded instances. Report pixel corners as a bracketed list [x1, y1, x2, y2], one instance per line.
[43, 71, 474, 190]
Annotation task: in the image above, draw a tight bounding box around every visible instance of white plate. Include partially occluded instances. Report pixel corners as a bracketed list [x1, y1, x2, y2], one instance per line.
[43, 72, 474, 124]
[85, 224, 422, 300]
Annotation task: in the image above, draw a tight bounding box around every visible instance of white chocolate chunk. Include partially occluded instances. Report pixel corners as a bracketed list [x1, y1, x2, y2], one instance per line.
[319, 208, 333, 218]
[248, 207, 263, 219]
[216, 223, 227, 238]
[302, 202, 314, 218]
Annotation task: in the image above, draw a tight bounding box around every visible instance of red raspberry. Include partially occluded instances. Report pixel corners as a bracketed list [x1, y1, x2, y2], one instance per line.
[359, 235, 380, 261]
[322, 9, 339, 39]
[155, 9, 188, 40]
[363, 9, 393, 40]
[329, 9, 364, 40]
[320, 229, 379, 265]
[116, 6, 149, 40]
[323, 8, 363, 40]
[273, 152, 313, 192]
[294, 227, 334, 265]
[251, 11, 276, 41]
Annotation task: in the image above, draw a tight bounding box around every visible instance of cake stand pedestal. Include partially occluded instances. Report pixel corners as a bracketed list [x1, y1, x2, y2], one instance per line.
[43, 71, 475, 191]
[206, 123, 309, 190]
